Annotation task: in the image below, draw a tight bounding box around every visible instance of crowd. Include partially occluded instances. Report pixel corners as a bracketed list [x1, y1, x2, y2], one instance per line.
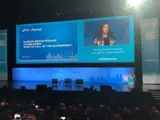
[54, 103, 160, 120]
[0, 87, 155, 120]
[0, 97, 159, 120]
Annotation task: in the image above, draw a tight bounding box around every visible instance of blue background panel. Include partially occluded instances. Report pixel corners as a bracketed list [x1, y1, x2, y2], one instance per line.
[0, 63, 7, 72]
[13, 67, 134, 92]
[0, 30, 7, 81]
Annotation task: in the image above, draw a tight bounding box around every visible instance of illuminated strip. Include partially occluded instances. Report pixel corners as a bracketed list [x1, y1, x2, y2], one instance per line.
[0, 40, 5, 46]
[0, 62, 6, 63]
[0, 33, 7, 35]
[145, 60, 157, 62]
[0, 72, 7, 74]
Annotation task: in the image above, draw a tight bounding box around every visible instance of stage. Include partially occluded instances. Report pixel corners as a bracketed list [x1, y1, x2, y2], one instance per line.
[12, 67, 136, 92]
[12, 81, 130, 92]
[11, 82, 160, 92]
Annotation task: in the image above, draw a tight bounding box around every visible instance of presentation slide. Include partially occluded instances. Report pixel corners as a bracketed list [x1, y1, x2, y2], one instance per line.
[13, 67, 135, 92]
[16, 16, 134, 64]
[0, 30, 7, 83]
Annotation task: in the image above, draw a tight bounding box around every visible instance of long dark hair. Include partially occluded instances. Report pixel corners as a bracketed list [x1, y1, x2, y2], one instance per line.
[94, 23, 114, 40]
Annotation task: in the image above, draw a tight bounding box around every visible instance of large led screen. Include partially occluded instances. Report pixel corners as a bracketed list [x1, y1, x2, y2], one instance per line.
[13, 67, 135, 92]
[16, 16, 134, 64]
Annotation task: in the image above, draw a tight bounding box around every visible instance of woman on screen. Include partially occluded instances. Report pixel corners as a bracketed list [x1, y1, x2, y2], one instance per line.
[128, 72, 136, 91]
[94, 23, 115, 46]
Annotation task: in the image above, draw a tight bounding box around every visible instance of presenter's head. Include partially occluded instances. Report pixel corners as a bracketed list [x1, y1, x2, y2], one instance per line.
[102, 23, 109, 34]
[94, 23, 114, 46]
[131, 72, 135, 77]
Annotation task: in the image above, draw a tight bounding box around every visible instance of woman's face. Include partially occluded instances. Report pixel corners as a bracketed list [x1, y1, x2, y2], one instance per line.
[131, 72, 135, 76]
[102, 24, 109, 34]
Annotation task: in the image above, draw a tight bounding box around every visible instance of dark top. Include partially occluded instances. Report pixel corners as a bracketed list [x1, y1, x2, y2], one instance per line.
[102, 37, 110, 45]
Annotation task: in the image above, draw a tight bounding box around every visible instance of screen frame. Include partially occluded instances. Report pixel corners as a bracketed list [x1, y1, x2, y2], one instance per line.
[16, 15, 135, 64]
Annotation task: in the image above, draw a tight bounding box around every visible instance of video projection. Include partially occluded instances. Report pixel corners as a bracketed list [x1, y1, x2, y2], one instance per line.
[0, 30, 7, 82]
[13, 67, 135, 92]
[16, 16, 134, 64]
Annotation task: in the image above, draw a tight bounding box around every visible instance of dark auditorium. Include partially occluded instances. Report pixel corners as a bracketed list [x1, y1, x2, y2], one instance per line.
[0, 0, 160, 120]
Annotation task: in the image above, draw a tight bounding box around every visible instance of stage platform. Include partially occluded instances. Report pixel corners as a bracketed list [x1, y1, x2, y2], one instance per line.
[13, 81, 130, 92]
[1, 81, 160, 92]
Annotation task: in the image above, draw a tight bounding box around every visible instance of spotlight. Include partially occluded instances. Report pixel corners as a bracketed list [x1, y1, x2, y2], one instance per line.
[126, 0, 145, 8]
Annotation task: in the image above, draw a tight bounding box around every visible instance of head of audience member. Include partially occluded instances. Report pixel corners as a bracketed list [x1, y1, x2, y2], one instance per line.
[151, 108, 160, 120]
[59, 102, 66, 111]
[22, 114, 36, 120]
[1, 99, 8, 107]
[123, 108, 132, 113]
[100, 104, 104, 108]
[44, 106, 51, 112]
[135, 107, 139, 111]
[112, 114, 123, 120]
[152, 107, 157, 112]
[29, 100, 35, 106]
[85, 106, 92, 117]
[0, 102, 5, 107]
[28, 100, 36, 109]
[68, 105, 73, 109]
[76, 104, 84, 118]
[78, 104, 83, 108]
[122, 107, 133, 120]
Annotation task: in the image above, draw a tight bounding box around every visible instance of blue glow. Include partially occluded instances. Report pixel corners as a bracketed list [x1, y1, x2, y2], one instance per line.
[16, 16, 134, 64]
[0, 30, 7, 81]
[13, 67, 135, 92]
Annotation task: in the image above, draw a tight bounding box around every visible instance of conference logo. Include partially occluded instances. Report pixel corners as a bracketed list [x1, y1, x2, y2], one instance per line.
[22, 28, 42, 32]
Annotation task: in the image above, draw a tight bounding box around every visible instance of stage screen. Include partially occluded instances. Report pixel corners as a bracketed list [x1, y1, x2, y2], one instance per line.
[13, 67, 135, 92]
[0, 30, 7, 83]
[16, 16, 134, 64]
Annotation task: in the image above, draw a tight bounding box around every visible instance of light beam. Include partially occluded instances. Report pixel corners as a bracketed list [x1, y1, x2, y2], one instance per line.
[127, 0, 145, 8]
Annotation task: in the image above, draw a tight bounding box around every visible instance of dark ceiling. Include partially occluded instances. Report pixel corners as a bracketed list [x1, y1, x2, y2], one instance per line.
[1, 0, 160, 29]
